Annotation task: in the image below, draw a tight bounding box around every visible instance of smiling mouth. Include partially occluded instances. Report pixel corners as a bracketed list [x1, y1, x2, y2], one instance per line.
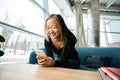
[49, 33, 56, 37]
[50, 34, 56, 37]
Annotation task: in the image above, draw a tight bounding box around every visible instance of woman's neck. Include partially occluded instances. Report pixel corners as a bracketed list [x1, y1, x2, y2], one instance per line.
[51, 36, 63, 42]
[52, 38, 62, 42]
[51, 37, 64, 49]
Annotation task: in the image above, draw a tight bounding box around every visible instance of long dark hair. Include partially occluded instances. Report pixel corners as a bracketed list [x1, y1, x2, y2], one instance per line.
[44, 14, 77, 58]
[55, 14, 77, 43]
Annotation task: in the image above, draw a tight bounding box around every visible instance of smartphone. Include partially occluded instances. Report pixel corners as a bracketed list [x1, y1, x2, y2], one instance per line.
[35, 50, 46, 57]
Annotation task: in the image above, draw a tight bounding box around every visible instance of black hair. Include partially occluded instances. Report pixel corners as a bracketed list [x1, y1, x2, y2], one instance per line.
[50, 14, 77, 58]
[55, 14, 77, 43]
[45, 14, 77, 58]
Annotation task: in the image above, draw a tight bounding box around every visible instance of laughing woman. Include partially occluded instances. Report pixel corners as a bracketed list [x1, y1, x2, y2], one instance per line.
[29, 14, 80, 69]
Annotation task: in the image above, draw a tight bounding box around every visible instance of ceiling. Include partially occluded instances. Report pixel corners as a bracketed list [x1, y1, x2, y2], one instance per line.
[69, 0, 120, 7]
[69, 0, 120, 11]
[53, 0, 120, 16]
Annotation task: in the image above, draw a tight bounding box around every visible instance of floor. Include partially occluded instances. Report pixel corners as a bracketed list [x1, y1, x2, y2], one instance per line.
[0, 54, 30, 64]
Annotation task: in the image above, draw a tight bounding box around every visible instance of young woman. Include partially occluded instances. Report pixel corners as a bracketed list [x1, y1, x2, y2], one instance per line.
[30, 14, 80, 69]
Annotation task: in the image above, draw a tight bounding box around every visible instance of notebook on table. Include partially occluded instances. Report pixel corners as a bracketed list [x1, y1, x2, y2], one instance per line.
[100, 67, 120, 80]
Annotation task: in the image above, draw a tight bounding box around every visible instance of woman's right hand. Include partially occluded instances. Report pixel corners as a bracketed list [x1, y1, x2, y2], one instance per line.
[36, 56, 47, 66]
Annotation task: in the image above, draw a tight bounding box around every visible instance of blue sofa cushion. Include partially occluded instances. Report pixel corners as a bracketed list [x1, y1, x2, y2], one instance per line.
[28, 47, 120, 71]
[76, 47, 120, 68]
[85, 55, 112, 68]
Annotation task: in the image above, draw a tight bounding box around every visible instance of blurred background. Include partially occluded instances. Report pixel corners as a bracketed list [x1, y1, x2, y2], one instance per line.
[0, 0, 120, 64]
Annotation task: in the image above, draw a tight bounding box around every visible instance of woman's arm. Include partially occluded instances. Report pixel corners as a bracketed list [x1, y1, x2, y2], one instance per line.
[54, 35, 77, 67]
[44, 39, 54, 58]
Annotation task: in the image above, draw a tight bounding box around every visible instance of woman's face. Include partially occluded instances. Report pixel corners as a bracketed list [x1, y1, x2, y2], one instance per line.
[46, 18, 62, 40]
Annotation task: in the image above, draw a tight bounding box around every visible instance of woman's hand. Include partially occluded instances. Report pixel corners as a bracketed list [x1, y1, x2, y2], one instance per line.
[36, 56, 55, 67]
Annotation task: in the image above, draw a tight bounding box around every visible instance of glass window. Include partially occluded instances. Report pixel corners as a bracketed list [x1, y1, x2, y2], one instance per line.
[0, 0, 44, 35]
[48, 0, 60, 14]
[100, 18, 120, 47]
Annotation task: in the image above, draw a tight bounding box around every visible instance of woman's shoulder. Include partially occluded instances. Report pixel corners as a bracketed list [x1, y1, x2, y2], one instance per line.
[44, 39, 51, 45]
[44, 39, 54, 46]
[67, 33, 77, 42]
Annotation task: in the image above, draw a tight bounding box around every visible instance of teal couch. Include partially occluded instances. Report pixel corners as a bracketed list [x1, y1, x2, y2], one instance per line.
[28, 47, 120, 71]
[76, 47, 120, 71]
